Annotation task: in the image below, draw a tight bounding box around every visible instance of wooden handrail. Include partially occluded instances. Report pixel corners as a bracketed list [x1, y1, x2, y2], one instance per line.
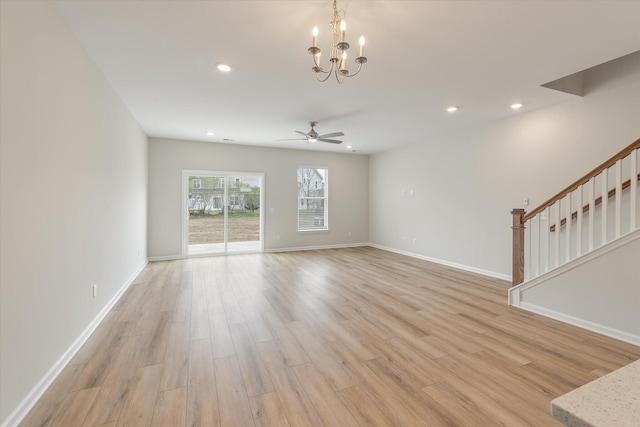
[550, 173, 640, 232]
[524, 137, 640, 222]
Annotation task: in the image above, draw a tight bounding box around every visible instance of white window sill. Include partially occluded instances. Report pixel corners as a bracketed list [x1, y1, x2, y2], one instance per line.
[297, 228, 330, 233]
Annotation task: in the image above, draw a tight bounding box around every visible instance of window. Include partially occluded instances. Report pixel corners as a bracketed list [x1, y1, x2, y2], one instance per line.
[297, 167, 328, 230]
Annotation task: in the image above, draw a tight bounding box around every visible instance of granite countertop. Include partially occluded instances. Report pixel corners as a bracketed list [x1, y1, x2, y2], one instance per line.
[551, 358, 640, 427]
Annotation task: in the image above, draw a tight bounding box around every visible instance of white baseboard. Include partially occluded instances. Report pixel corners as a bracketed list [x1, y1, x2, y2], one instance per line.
[264, 242, 369, 253]
[367, 243, 511, 282]
[148, 243, 369, 261]
[0, 260, 148, 427]
[518, 302, 640, 347]
[148, 254, 184, 262]
[148, 243, 370, 260]
[148, 253, 232, 262]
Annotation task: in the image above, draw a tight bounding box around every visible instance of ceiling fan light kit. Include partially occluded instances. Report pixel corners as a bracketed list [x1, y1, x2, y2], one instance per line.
[308, 0, 367, 83]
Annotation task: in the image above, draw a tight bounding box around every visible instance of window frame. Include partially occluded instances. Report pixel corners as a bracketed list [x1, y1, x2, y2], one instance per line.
[297, 166, 329, 231]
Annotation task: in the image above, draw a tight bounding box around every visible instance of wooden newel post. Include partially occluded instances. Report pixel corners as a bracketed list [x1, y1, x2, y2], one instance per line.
[511, 208, 526, 286]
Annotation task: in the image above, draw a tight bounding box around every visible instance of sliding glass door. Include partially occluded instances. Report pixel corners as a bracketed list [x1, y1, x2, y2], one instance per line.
[183, 171, 263, 255]
[227, 175, 262, 253]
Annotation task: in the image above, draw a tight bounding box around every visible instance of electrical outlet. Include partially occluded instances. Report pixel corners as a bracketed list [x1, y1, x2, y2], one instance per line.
[412, 238, 417, 244]
[92, 284, 97, 298]
[348, 231, 352, 237]
[524, 198, 529, 206]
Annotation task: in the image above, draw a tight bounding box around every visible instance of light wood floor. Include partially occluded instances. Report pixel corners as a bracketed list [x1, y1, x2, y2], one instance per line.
[20, 247, 640, 426]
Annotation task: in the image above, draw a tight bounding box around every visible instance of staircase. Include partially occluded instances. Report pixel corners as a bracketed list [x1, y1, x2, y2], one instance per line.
[508, 138, 640, 345]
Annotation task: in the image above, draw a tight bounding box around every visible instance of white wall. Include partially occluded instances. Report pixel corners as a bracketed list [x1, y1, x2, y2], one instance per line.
[520, 231, 640, 343]
[148, 138, 368, 258]
[369, 58, 640, 278]
[0, 2, 148, 424]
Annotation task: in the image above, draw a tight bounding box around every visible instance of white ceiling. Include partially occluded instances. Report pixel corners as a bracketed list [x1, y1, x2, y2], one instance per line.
[54, 0, 640, 154]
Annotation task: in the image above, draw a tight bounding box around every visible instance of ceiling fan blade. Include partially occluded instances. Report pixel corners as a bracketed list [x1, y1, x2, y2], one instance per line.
[317, 132, 344, 139]
[295, 130, 308, 136]
[318, 138, 343, 144]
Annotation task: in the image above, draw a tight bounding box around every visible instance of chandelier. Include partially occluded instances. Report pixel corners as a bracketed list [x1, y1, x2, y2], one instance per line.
[307, 0, 367, 83]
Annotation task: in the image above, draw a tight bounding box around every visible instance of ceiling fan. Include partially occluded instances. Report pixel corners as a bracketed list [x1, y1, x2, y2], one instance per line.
[278, 121, 344, 144]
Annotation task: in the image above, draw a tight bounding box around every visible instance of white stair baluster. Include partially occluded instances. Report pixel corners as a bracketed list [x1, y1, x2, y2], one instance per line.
[631, 149, 637, 231]
[602, 168, 608, 245]
[588, 177, 595, 251]
[545, 206, 551, 273]
[536, 214, 541, 277]
[565, 193, 571, 263]
[576, 184, 582, 257]
[615, 159, 622, 238]
[525, 219, 531, 280]
[555, 200, 561, 267]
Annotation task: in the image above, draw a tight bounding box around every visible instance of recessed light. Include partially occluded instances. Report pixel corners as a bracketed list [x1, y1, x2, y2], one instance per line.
[511, 103, 523, 109]
[447, 106, 458, 112]
[346, 145, 353, 149]
[216, 63, 232, 72]
[206, 131, 215, 136]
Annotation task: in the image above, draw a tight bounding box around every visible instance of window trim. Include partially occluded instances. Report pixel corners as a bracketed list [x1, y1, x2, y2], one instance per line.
[297, 166, 329, 231]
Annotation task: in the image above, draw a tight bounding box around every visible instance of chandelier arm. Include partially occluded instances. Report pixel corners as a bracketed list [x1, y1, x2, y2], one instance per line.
[343, 62, 364, 78]
[315, 71, 334, 82]
[334, 71, 345, 84]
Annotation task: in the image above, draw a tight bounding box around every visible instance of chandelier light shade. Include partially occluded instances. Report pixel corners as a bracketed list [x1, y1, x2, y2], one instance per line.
[308, 0, 367, 83]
